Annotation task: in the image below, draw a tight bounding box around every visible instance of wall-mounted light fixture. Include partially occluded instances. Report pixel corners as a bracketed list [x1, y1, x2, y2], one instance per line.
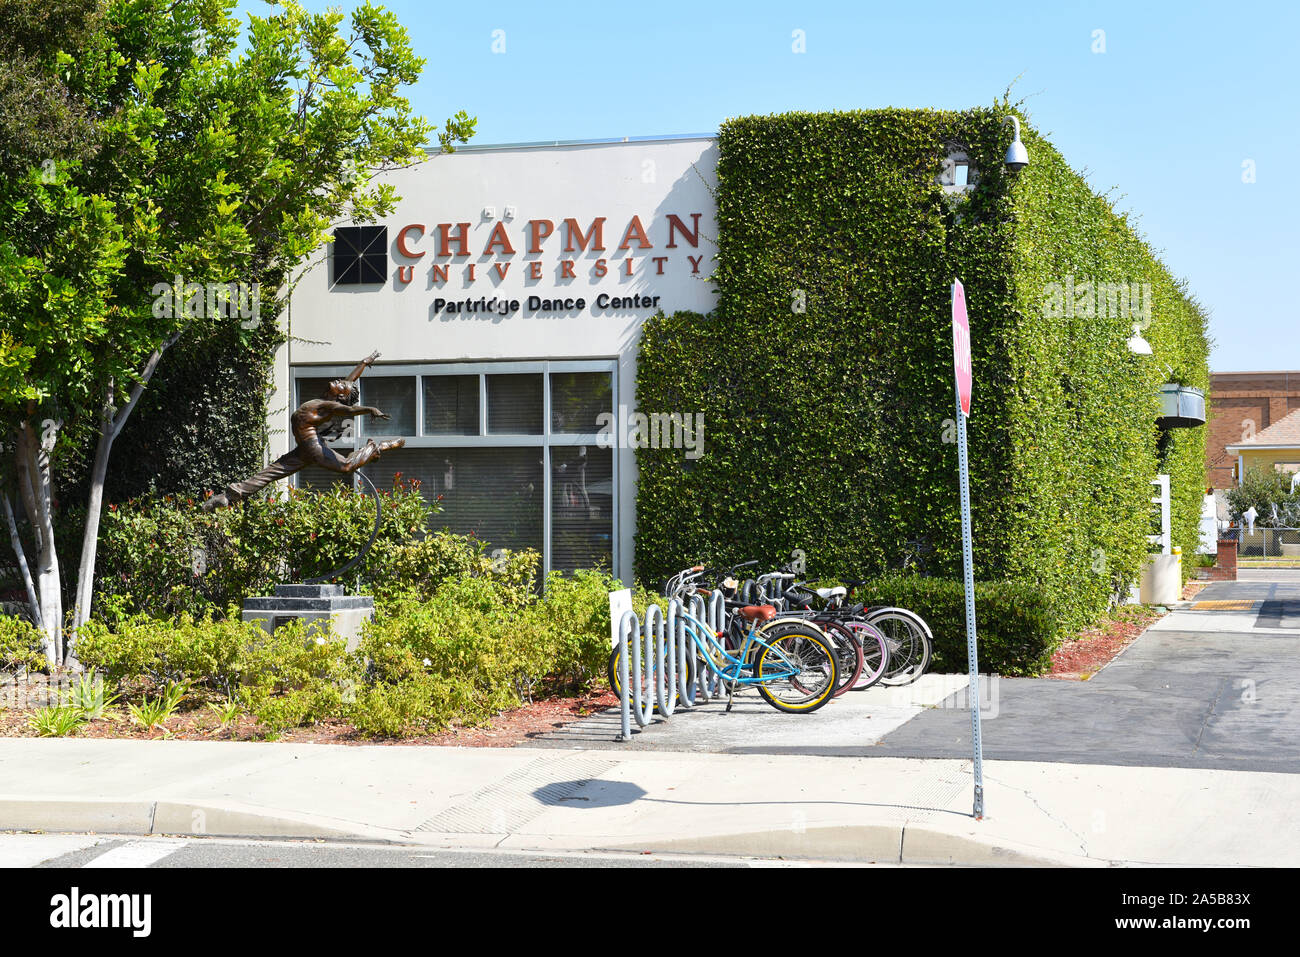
[1002, 115, 1029, 172]
[1126, 322, 1154, 355]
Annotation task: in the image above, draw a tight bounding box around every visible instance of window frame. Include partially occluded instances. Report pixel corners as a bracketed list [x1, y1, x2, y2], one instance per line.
[291, 359, 618, 578]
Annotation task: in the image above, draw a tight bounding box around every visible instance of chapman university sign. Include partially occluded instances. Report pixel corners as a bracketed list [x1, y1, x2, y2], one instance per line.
[332, 211, 709, 316]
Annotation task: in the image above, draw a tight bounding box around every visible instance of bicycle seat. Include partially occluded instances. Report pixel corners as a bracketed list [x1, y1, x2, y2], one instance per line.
[738, 605, 777, 622]
[814, 586, 847, 600]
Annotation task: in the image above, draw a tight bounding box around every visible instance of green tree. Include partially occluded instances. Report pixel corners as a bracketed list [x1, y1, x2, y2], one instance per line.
[0, 0, 474, 665]
[1226, 466, 1300, 528]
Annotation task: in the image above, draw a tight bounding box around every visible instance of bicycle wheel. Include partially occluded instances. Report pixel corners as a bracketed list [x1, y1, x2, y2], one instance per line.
[753, 624, 838, 714]
[867, 609, 932, 686]
[843, 619, 890, 689]
[820, 620, 864, 697]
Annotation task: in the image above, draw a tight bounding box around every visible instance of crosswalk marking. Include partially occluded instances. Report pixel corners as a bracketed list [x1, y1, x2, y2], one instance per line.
[81, 840, 188, 869]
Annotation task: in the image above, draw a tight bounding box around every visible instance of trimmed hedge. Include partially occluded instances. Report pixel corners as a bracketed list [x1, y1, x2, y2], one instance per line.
[852, 576, 1059, 677]
[635, 106, 1209, 638]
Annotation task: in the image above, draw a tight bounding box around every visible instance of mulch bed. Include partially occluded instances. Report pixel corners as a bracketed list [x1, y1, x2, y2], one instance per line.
[1046, 610, 1156, 680]
[1045, 582, 1205, 681]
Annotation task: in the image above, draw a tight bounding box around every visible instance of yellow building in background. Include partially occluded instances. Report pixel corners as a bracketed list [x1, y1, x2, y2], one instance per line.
[1225, 408, 1300, 485]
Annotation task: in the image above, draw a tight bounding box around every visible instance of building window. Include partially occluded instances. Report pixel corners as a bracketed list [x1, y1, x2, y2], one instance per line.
[939, 150, 977, 195]
[551, 371, 614, 433]
[361, 376, 417, 437]
[331, 225, 388, 285]
[291, 360, 617, 577]
[486, 374, 544, 435]
[423, 375, 479, 435]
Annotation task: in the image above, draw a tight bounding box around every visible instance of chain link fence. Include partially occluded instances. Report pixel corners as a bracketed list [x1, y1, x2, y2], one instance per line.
[1223, 526, 1300, 560]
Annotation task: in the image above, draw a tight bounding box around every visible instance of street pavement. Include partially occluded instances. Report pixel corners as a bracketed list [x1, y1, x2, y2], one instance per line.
[0, 834, 752, 868]
[2, 734, 1298, 865]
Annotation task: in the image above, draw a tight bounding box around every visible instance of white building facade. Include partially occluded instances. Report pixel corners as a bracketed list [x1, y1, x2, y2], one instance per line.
[272, 135, 719, 581]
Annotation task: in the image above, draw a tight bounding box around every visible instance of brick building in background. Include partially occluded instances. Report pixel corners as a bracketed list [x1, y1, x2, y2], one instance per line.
[1207, 371, 1300, 488]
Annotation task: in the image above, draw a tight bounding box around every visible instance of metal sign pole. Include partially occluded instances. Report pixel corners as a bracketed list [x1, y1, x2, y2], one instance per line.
[951, 278, 984, 820]
[955, 392, 985, 819]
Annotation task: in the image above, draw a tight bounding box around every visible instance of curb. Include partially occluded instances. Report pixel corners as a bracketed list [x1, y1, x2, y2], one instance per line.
[0, 798, 401, 843]
[0, 798, 1104, 865]
[595, 823, 1100, 867]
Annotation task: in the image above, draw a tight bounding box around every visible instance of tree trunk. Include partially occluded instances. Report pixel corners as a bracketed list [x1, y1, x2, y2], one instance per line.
[70, 335, 181, 646]
[1, 492, 43, 631]
[17, 424, 61, 666]
[71, 385, 115, 636]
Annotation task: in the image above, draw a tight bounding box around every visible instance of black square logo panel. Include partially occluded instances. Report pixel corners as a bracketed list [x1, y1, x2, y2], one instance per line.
[332, 225, 388, 285]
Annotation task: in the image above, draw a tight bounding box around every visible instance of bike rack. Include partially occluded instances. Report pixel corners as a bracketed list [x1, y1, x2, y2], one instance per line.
[616, 595, 729, 742]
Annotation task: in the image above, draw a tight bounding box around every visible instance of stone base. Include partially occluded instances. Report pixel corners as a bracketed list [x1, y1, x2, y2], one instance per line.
[241, 584, 374, 653]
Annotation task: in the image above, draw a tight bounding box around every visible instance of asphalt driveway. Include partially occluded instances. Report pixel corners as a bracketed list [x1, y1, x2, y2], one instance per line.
[873, 577, 1300, 771]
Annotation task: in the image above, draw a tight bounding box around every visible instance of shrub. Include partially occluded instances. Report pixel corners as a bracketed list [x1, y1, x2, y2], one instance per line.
[69, 549, 642, 738]
[349, 673, 474, 738]
[357, 576, 538, 735]
[91, 479, 437, 623]
[75, 612, 355, 733]
[76, 612, 253, 696]
[367, 531, 539, 608]
[0, 615, 46, 674]
[351, 568, 653, 737]
[234, 619, 353, 734]
[850, 576, 1060, 677]
[523, 569, 663, 693]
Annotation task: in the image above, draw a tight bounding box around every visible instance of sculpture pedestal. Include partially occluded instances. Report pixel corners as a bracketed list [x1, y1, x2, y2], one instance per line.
[241, 584, 374, 653]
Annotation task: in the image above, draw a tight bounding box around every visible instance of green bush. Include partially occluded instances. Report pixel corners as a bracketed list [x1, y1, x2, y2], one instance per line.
[75, 612, 353, 733]
[234, 619, 353, 734]
[635, 106, 1209, 643]
[0, 615, 46, 674]
[75, 612, 252, 695]
[349, 673, 471, 738]
[72, 561, 642, 739]
[523, 568, 663, 693]
[851, 576, 1060, 676]
[351, 568, 655, 737]
[367, 530, 539, 608]
[357, 576, 552, 736]
[71, 521, 646, 738]
[91, 480, 438, 622]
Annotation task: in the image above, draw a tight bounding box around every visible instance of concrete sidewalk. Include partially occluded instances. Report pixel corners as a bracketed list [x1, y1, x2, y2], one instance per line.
[2, 738, 1297, 866]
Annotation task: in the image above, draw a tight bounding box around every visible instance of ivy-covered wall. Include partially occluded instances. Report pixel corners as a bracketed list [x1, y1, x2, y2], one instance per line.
[635, 106, 1209, 632]
[58, 320, 281, 504]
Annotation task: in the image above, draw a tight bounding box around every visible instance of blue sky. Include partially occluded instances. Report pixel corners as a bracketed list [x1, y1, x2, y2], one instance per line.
[238, 0, 1298, 372]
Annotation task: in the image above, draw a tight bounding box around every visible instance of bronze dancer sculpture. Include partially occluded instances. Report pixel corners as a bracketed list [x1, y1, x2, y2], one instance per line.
[202, 351, 405, 511]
